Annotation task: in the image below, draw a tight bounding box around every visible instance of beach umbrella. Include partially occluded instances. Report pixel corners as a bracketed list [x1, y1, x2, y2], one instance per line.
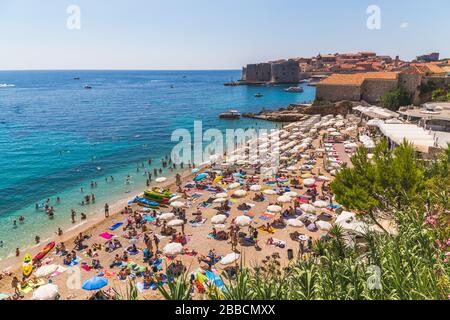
[220, 253, 240, 266]
[267, 205, 282, 213]
[249, 185, 262, 191]
[287, 219, 304, 228]
[194, 173, 209, 182]
[284, 191, 298, 197]
[168, 195, 181, 203]
[159, 212, 175, 221]
[82, 277, 108, 291]
[228, 182, 240, 189]
[167, 219, 184, 227]
[317, 175, 330, 181]
[233, 190, 247, 198]
[277, 195, 292, 203]
[155, 177, 167, 183]
[213, 197, 227, 203]
[211, 214, 227, 224]
[34, 264, 59, 278]
[335, 211, 356, 226]
[316, 221, 333, 231]
[263, 189, 277, 195]
[215, 192, 228, 198]
[330, 132, 341, 137]
[234, 215, 251, 227]
[303, 178, 316, 187]
[32, 283, 59, 300]
[313, 200, 329, 208]
[300, 203, 316, 214]
[163, 243, 183, 255]
[128, 238, 139, 245]
[171, 201, 187, 208]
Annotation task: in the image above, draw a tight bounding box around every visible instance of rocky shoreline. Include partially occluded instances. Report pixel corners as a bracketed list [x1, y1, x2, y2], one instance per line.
[243, 101, 354, 122]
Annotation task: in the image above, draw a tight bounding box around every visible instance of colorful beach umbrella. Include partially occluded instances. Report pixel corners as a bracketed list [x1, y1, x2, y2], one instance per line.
[82, 277, 108, 291]
[194, 173, 208, 181]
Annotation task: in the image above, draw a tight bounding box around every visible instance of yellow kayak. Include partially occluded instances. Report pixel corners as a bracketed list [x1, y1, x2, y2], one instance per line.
[22, 253, 33, 277]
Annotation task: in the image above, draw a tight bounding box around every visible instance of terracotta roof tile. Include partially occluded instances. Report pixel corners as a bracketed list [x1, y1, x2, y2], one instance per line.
[318, 72, 398, 86]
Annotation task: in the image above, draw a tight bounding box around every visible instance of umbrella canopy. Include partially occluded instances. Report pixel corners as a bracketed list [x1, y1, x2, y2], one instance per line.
[300, 203, 316, 214]
[215, 192, 228, 198]
[155, 177, 167, 183]
[263, 189, 277, 195]
[233, 189, 247, 198]
[249, 184, 262, 191]
[313, 200, 329, 208]
[34, 264, 59, 278]
[284, 191, 298, 197]
[211, 214, 227, 224]
[303, 178, 316, 187]
[234, 215, 251, 227]
[213, 197, 227, 203]
[316, 220, 333, 231]
[168, 195, 181, 203]
[287, 219, 304, 227]
[220, 253, 240, 265]
[159, 212, 175, 221]
[194, 173, 209, 182]
[163, 242, 183, 255]
[277, 195, 292, 203]
[167, 219, 184, 227]
[267, 205, 282, 213]
[170, 201, 187, 208]
[32, 283, 59, 300]
[82, 277, 108, 291]
[317, 175, 330, 181]
[228, 182, 241, 189]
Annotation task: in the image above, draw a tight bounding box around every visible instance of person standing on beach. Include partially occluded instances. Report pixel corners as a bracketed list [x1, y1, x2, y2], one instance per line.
[35, 235, 40, 244]
[153, 234, 160, 253]
[15, 248, 20, 257]
[11, 276, 20, 297]
[104, 203, 109, 218]
[71, 210, 76, 223]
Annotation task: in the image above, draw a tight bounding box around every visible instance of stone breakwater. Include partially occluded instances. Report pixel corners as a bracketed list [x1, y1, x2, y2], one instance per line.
[243, 101, 354, 122]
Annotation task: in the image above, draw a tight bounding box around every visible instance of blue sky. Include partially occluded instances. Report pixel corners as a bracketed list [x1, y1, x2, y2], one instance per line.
[0, 0, 449, 70]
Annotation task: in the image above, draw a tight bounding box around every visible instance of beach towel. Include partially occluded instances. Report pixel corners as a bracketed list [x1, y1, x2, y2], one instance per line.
[205, 270, 225, 290]
[109, 222, 123, 231]
[267, 238, 286, 247]
[68, 256, 82, 267]
[259, 213, 275, 221]
[258, 226, 276, 234]
[144, 215, 155, 221]
[190, 218, 207, 227]
[99, 232, 114, 240]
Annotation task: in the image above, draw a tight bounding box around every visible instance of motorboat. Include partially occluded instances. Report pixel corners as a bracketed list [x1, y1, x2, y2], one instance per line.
[219, 109, 241, 119]
[284, 86, 304, 93]
[254, 93, 263, 97]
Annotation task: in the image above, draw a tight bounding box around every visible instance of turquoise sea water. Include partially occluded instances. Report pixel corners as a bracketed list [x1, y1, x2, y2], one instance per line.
[0, 70, 316, 258]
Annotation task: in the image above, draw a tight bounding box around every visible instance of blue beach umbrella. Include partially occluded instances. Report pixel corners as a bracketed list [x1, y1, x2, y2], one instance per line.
[82, 277, 108, 291]
[194, 173, 208, 182]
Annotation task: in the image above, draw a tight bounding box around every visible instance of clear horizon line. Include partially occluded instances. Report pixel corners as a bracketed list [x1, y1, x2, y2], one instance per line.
[0, 68, 242, 72]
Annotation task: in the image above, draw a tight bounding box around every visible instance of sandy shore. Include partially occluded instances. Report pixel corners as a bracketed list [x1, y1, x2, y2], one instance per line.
[0, 118, 359, 300]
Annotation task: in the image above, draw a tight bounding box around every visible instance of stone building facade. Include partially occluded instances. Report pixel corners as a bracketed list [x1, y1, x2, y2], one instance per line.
[241, 59, 300, 83]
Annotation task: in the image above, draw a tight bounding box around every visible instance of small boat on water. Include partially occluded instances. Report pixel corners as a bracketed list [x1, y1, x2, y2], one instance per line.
[284, 86, 304, 93]
[254, 93, 263, 98]
[219, 109, 241, 119]
[84, 85, 92, 89]
[73, 77, 80, 80]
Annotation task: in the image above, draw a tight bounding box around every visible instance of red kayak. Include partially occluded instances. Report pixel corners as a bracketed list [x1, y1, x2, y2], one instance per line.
[32, 242, 55, 262]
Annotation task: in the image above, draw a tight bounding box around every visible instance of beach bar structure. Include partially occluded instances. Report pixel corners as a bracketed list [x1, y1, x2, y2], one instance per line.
[353, 105, 399, 120]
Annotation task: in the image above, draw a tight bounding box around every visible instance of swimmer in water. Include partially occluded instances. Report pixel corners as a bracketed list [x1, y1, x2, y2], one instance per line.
[18, 216, 25, 223]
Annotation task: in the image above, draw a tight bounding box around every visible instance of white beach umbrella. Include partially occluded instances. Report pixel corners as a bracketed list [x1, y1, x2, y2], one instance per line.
[233, 190, 247, 198]
[316, 220, 333, 231]
[159, 212, 175, 221]
[263, 189, 277, 195]
[171, 201, 187, 208]
[317, 175, 330, 181]
[167, 219, 184, 227]
[267, 205, 282, 213]
[313, 200, 329, 208]
[215, 192, 228, 198]
[300, 203, 316, 214]
[284, 191, 298, 197]
[303, 178, 316, 187]
[220, 253, 240, 266]
[277, 195, 292, 203]
[250, 185, 262, 191]
[213, 197, 227, 203]
[34, 264, 59, 278]
[335, 211, 356, 226]
[330, 132, 341, 136]
[287, 219, 304, 228]
[168, 195, 181, 203]
[211, 214, 227, 224]
[234, 215, 251, 227]
[163, 243, 183, 255]
[32, 284, 59, 300]
[228, 182, 241, 189]
[155, 177, 167, 183]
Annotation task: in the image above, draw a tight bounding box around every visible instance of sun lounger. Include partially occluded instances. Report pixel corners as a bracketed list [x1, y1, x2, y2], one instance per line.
[109, 222, 123, 231]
